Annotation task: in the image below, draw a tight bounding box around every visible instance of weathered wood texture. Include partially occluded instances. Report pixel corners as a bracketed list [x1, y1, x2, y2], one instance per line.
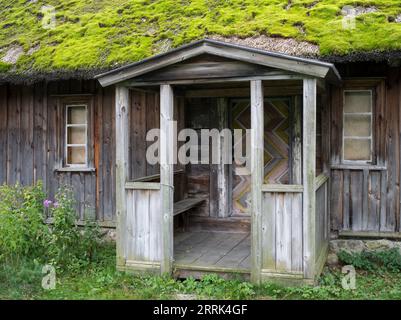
[262, 191, 303, 274]
[315, 177, 329, 261]
[160, 84, 175, 273]
[250, 80, 264, 283]
[125, 189, 162, 262]
[0, 80, 116, 222]
[303, 78, 317, 279]
[330, 65, 401, 234]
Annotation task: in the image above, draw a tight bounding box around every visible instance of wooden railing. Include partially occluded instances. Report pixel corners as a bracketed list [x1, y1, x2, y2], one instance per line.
[314, 173, 329, 274]
[261, 184, 304, 277]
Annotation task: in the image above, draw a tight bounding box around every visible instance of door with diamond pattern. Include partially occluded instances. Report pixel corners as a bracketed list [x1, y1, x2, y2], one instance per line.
[231, 97, 291, 216]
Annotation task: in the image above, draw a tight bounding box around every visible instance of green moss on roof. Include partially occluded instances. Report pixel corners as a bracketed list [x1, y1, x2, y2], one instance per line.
[1, 0, 401, 74]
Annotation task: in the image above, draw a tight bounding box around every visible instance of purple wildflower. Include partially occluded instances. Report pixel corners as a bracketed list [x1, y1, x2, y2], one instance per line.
[43, 199, 52, 208]
[53, 202, 59, 208]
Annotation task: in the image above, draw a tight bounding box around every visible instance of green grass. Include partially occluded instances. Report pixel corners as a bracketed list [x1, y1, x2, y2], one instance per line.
[1, 0, 401, 74]
[2, 243, 401, 300]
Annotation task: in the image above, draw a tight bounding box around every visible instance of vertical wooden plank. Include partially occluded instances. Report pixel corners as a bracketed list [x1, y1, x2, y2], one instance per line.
[368, 171, 380, 231]
[250, 80, 264, 283]
[149, 190, 161, 261]
[302, 78, 316, 279]
[33, 82, 45, 186]
[262, 192, 276, 270]
[330, 170, 343, 231]
[0, 85, 8, 184]
[362, 169, 369, 230]
[343, 170, 350, 230]
[71, 173, 82, 219]
[291, 95, 302, 184]
[115, 85, 129, 267]
[330, 86, 342, 165]
[135, 190, 148, 260]
[20, 85, 34, 185]
[160, 84, 174, 274]
[94, 84, 103, 220]
[85, 173, 96, 219]
[143, 190, 151, 261]
[385, 71, 398, 232]
[350, 171, 363, 231]
[125, 190, 135, 261]
[46, 82, 58, 199]
[276, 193, 292, 272]
[380, 171, 388, 231]
[291, 192, 303, 272]
[102, 86, 114, 220]
[146, 91, 160, 177]
[321, 87, 330, 174]
[7, 85, 20, 185]
[130, 90, 147, 179]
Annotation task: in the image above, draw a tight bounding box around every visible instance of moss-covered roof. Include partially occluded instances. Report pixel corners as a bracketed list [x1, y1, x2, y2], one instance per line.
[1, 0, 401, 78]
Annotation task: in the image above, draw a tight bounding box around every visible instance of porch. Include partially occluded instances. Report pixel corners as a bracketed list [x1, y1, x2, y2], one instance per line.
[96, 39, 341, 285]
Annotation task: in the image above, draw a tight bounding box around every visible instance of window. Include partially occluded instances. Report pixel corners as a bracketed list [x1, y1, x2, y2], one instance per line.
[65, 104, 88, 167]
[343, 90, 373, 162]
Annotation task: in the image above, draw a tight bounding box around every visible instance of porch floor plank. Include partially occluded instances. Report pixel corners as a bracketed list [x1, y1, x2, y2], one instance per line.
[174, 231, 251, 270]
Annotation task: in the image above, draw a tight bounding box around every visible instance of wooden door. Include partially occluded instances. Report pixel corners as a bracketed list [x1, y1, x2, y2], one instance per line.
[231, 97, 291, 216]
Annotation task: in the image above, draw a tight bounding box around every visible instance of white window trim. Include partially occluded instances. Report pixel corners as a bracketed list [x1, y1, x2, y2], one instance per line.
[65, 104, 88, 167]
[342, 89, 373, 164]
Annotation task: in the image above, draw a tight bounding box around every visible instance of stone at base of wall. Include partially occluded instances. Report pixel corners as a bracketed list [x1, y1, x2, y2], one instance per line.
[328, 238, 401, 267]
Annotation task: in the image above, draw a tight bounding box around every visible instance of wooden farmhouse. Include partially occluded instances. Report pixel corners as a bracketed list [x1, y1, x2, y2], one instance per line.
[2, 1, 401, 285]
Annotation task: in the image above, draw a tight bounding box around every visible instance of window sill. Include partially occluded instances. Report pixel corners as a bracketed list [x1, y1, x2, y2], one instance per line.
[55, 167, 96, 173]
[330, 164, 386, 171]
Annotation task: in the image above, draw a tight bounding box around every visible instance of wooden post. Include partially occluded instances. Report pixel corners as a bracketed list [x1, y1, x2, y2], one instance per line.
[115, 85, 129, 267]
[160, 84, 174, 274]
[217, 97, 230, 218]
[250, 80, 264, 284]
[303, 78, 317, 280]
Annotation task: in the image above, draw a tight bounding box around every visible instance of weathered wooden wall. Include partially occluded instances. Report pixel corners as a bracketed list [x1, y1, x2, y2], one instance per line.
[0, 80, 116, 223]
[330, 64, 401, 235]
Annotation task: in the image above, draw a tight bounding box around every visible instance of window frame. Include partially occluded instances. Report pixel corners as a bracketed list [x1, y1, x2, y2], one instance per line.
[56, 96, 94, 171]
[342, 89, 374, 164]
[65, 104, 89, 168]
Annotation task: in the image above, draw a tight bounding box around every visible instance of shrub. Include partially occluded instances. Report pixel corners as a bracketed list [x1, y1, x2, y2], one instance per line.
[0, 182, 102, 273]
[0, 182, 48, 260]
[337, 248, 401, 272]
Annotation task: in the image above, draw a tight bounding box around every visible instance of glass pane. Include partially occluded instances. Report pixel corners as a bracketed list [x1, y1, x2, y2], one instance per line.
[67, 146, 86, 165]
[67, 127, 86, 144]
[67, 106, 86, 124]
[344, 114, 371, 137]
[344, 91, 372, 113]
[344, 138, 371, 161]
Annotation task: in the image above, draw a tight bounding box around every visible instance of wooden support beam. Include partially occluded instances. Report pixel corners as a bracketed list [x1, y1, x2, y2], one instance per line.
[160, 84, 174, 274]
[250, 80, 264, 284]
[217, 97, 230, 218]
[115, 85, 129, 267]
[302, 78, 317, 279]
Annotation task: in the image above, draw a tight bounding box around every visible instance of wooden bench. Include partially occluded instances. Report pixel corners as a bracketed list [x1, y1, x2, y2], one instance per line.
[174, 197, 205, 231]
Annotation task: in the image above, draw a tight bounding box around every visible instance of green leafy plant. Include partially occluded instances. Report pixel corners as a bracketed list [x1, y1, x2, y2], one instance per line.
[0, 182, 47, 261]
[338, 248, 401, 272]
[0, 182, 102, 273]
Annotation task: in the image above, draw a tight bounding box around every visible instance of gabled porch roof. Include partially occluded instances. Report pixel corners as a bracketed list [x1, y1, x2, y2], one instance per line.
[96, 39, 341, 87]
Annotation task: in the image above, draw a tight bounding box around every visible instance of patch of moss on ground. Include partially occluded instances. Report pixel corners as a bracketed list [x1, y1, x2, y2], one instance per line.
[1, 0, 401, 73]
